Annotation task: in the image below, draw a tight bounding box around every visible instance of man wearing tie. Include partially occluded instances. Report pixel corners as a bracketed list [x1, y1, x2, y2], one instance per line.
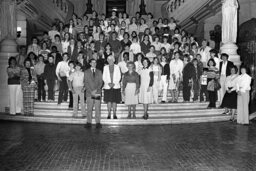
[219, 53, 234, 105]
[84, 58, 103, 129]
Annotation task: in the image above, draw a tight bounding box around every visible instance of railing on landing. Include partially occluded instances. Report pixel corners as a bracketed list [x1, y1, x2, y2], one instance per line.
[165, 0, 185, 14]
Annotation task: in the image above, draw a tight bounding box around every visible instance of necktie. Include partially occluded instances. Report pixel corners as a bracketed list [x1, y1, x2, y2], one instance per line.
[92, 69, 95, 77]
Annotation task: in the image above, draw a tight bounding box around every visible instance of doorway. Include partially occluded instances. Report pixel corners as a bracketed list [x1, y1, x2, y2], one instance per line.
[106, 0, 126, 17]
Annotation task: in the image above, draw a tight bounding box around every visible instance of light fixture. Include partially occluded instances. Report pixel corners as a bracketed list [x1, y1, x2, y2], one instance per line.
[17, 27, 22, 38]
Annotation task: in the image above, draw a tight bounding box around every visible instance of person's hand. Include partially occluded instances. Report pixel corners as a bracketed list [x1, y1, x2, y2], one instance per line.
[147, 87, 152, 92]
[135, 89, 140, 95]
[122, 91, 125, 97]
[91, 90, 97, 96]
[58, 77, 62, 81]
[227, 90, 231, 93]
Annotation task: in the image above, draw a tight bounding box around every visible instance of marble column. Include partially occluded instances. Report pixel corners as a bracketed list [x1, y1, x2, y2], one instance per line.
[0, 0, 18, 113]
[220, 0, 241, 67]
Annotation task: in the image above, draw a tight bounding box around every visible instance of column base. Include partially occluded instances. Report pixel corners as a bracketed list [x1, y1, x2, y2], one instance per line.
[220, 42, 241, 67]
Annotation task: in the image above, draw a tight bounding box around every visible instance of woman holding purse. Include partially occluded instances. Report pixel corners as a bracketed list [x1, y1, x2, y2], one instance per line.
[206, 58, 219, 109]
[20, 59, 37, 116]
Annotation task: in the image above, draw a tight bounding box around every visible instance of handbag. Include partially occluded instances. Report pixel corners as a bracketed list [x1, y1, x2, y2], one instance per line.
[207, 80, 215, 92]
[214, 79, 221, 91]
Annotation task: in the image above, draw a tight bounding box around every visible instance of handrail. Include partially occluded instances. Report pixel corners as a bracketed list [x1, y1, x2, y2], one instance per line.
[166, 0, 185, 14]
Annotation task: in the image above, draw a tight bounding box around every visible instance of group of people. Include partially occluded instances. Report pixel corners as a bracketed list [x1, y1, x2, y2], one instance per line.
[7, 10, 253, 127]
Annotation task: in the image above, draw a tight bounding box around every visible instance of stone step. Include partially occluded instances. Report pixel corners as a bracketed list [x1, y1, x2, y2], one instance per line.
[34, 108, 223, 117]
[0, 114, 230, 125]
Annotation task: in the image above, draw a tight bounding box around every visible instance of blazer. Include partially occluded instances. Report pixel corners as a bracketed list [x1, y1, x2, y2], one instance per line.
[84, 68, 103, 97]
[102, 65, 121, 89]
[219, 61, 234, 77]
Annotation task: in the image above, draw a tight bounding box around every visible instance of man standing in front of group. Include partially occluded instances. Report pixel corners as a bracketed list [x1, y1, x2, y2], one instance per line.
[84, 59, 103, 129]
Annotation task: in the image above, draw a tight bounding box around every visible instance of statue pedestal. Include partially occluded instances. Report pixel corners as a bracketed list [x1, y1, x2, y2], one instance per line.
[220, 42, 241, 67]
[0, 38, 18, 113]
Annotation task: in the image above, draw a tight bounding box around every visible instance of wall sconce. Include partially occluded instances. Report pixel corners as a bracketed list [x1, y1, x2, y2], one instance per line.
[17, 27, 22, 38]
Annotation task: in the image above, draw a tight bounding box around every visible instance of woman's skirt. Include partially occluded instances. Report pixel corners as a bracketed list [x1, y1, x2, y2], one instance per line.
[104, 88, 121, 103]
[139, 84, 153, 104]
[221, 90, 237, 109]
[125, 83, 139, 105]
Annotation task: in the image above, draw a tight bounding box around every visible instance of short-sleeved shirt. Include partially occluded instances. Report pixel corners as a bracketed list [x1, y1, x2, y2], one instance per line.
[69, 71, 84, 87]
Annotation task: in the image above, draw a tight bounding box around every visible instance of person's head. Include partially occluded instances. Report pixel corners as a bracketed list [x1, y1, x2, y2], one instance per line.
[174, 42, 180, 49]
[77, 18, 82, 25]
[170, 17, 175, 23]
[149, 45, 155, 53]
[31, 37, 38, 45]
[27, 52, 37, 60]
[107, 55, 115, 65]
[124, 44, 130, 51]
[89, 58, 97, 68]
[163, 18, 169, 25]
[123, 13, 128, 19]
[123, 32, 130, 40]
[19, 46, 27, 55]
[69, 19, 74, 27]
[161, 55, 167, 63]
[90, 41, 95, 49]
[136, 53, 144, 62]
[99, 33, 105, 41]
[184, 43, 189, 51]
[196, 54, 201, 61]
[154, 36, 159, 42]
[92, 10, 98, 18]
[135, 12, 141, 18]
[163, 36, 168, 43]
[105, 43, 112, 51]
[111, 11, 116, 17]
[120, 28, 125, 36]
[52, 24, 57, 30]
[240, 65, 248, 75]
[230, 65, 238, 75]
[192, 58, 198, 66]
[8, 57, 17, 67]
[24, 58, 32, 68]
[160, 47, 167, 55]
[68, 61, 74, 69]
[54, 35, 61, 42]
[77, 41, 83, 48]
[207, 58, 216, 67]
[51, 46, 57, 53]
[144, 28, 150, 35]
[140, 18, 146, 25]
[147, 13, 153, 19]
[123, 52, 129, 61]
[75, 62, 82, 71]
[70, 38, 76, 45]
[221, 53, 229, 62]
[174, 28, 180, 34]
[131, 31, 137, 38]
[64, 32, 70, 41]
[210, 49, 218, 58]
[131, 17, 136, 24]
[111, 32, 117, 40]
[174, 52, 180, 60]
[121, 21, 126, 28]
[158, 18, 163, 24]
[183, 54, 190, 64]
[118, 12, 123, 18]
[153, 20, 158, 27]
[127, 61, 135, 72]
[143, 35, 149, 41]
[182, 36, 187, 43]
[38, 55, 44, 62]
[153, 57, 159, 65]
[62, 53, 69, 61]
[84, 25, 89, 33]
[142, 57, 151, 68]
[77, 52, 84, 60]
[191, 42, 197, 49]
[48, 55, 54, 64]
[181, 30, 187, 37]
[201, 39, 208, 47]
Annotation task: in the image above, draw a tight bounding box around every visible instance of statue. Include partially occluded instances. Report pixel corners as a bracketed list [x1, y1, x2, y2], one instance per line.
[222, 0, 239, 43]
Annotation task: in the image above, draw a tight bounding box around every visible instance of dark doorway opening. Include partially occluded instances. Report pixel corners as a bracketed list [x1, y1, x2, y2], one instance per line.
[106, 0, 126, 17]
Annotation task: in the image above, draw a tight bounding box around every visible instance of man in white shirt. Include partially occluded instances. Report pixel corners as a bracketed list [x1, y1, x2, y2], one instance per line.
[198, 39, 211, 67]
[56, 53, 70, 104]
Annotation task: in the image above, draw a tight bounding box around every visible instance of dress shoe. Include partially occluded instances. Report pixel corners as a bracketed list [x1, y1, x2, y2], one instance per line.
[96, 123, 102, 129]
[107, 115, 111, 119]
[84, 123, 92, 129]
[113, 115, 118, 119]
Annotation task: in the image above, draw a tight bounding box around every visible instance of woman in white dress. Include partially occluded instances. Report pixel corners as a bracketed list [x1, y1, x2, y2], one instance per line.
[169, 52, 184, 102]
[236, 66, 252, 125]
[139, 58, 154, 120]
[151, 57, 162, 104]
[134, 53, 144, 74]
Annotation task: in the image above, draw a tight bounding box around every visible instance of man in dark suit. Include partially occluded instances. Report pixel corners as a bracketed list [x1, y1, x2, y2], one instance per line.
[219, 53, 234, 105]
[84, 58, 103, 128]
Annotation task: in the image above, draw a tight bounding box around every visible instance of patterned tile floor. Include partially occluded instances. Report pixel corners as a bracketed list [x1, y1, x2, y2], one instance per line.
[1, 121, 256, 171]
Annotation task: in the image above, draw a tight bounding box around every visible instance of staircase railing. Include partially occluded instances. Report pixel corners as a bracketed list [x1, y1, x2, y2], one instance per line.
[165, 0, 186, 15]
[52, 0, 74, 24]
